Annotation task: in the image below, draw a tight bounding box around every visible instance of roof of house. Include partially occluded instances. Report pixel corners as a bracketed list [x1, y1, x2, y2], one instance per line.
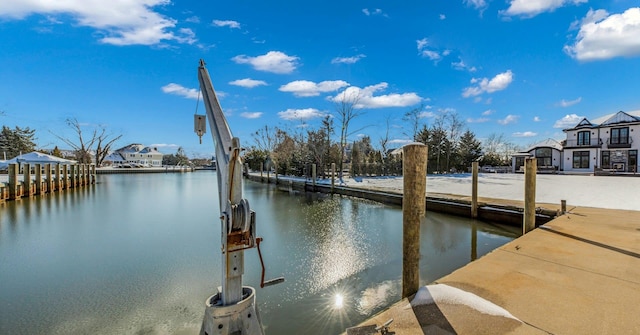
[592, 110, 640, 125]
[524, 138, 563, 152]
[114, 143, 162, 154]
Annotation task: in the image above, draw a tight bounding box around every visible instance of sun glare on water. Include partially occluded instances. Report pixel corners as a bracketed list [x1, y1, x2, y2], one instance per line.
[334, 294, 344, 309]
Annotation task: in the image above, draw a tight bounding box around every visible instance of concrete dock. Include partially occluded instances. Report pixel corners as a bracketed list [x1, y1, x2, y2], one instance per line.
[347, 205, 640, 334]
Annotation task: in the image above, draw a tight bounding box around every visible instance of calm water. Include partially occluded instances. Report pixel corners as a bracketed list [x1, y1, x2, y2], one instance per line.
[0, 172, 518, 334]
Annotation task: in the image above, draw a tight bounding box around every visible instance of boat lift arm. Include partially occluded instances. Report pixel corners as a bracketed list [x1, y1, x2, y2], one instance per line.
[196, 59, 283, 335]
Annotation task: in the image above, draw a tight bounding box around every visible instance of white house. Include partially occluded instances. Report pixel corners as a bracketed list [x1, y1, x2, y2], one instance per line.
[562, 111, 640, 173]
[511, 138, 563, 173]
[105, 144, 164, 167]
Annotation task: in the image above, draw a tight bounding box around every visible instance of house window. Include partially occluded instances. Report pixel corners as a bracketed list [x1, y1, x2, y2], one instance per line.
[611, 127, 629, 144]
[630, 150, 638, 173]
[535, 148, 552, 167]
[577, 131, 590, 145]
[515, 156, 525, 170]
[601, 151, 610, 169]
[573, 151, 590, 169]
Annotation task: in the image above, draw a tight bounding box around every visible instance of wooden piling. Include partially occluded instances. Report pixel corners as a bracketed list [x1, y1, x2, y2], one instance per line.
[312, 164, 317, 189]
[331, 163, 336, 193]
[49, 164, 61, 193]
[62, 165, 68, 190]
[24, 163, 32, 196]
[8, 163, 18, 200]
[46, 164, 53, 192]
[91, 165, 96, 184]
[260, 162, 264, 182]
[561, 200, 566, 214]
[471, 161, 479, 218]
[402, 143, 428, 298]
[35, 164, 43, 195]
[523, 157, 537, 234]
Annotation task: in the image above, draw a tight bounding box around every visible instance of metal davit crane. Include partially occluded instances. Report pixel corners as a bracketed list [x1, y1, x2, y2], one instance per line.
[195, 59, 283, 335]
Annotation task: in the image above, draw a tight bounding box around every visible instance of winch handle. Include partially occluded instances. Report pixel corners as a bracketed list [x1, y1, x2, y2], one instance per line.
[256, 237, 285, 288]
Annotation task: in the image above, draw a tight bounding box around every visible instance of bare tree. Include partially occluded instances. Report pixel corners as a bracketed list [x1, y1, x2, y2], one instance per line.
[403, 103, 427, 141]
[53, 118, 121, 165]
[444, 110, 465, 172]
[334, 91, 364, 178]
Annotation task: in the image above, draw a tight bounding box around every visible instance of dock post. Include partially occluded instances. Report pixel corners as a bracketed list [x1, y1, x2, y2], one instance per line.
[331, 163, 336, 193]
[46, 164, 53, 192]
[312, 164, 317, 190]
[35, 164, 42, 195]
[471, 161, 479, 218]
[523, 157, 537, 234]
[8, 163, 18, 200]
[561, 200, 566, 214]
[402, 143, 428, 298]
[24, 163, 32, 196]
[91, 165, 96, 184]
[62, 164, 68, 190]
[471, 220, 478, 261]
[260, 162, 264, 182]
[54, 164, 62, 193]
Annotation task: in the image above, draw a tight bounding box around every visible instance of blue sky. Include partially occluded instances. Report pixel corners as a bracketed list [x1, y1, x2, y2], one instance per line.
[1, 0, 640, 158]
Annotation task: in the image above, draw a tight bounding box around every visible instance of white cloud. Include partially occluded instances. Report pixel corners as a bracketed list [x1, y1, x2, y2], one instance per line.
[556, 96, 582, 107]
[389, 139, 414, 145]
[229, 78, 267, 88]
[417, 38, 448, 64]
[161, 83, 199, 99]
[498, 114, 519, 125]
[482, 109, 495, 116]
[185, 16, 200, 23]
[553, 114, 584, 128]
[440, 14, 446, 20]
[462, 70, 514, 98]
[464, 0, 487, 10]
[240, 112, 262, 119]
[232, 51, 299, 74]
[513, 131, 537, 137]
[501, 0, 587, 18]
[278, 108, 326, 121]
[362, 8, 386, 16]
[451, 58, 477, 72]
[212, 19, 240, 28]
[150, 143, 180, 150]
[533, 116, 541, 122]
[467, 117, 490, 123]
[331, 54, 366, 64]
[328, 83, 422, 109]
[418, 111, 436, 118]
[279, 80, 349, 97]
[0, 0, 196, 46]
[565, 8, 640, 61]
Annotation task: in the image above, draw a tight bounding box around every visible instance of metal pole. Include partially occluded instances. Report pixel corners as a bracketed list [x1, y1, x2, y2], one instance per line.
[523, 157, 537, 234]
[402, 143, 428, 298]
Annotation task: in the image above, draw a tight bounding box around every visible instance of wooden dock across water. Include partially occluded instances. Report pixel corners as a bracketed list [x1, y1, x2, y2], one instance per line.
[346, 205, 640, 334]
[1, 163, 95, 202]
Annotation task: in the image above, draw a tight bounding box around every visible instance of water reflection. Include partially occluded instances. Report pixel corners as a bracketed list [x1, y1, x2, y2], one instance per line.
[0, 172, 517, 335]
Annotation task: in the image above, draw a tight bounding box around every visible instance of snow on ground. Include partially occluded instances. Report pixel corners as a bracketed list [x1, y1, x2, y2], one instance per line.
[411, 284, 519, 321]
[341, 173, 640, 211]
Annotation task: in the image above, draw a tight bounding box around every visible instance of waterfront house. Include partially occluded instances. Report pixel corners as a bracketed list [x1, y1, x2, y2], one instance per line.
[511, 139, 563, 173]
[106, 144, 164, 167]
[562, 111, 640, 173]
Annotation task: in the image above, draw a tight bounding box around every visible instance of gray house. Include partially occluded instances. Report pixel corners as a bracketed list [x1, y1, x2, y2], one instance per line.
[511, 138, 563, 173]
[105, 144, 164, 167]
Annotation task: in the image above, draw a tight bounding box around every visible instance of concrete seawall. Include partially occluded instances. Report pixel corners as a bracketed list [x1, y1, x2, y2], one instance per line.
[245, 173, 559, 227]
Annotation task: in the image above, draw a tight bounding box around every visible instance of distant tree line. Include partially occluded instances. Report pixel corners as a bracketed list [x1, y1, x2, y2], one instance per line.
[242, 102, 521, 177]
